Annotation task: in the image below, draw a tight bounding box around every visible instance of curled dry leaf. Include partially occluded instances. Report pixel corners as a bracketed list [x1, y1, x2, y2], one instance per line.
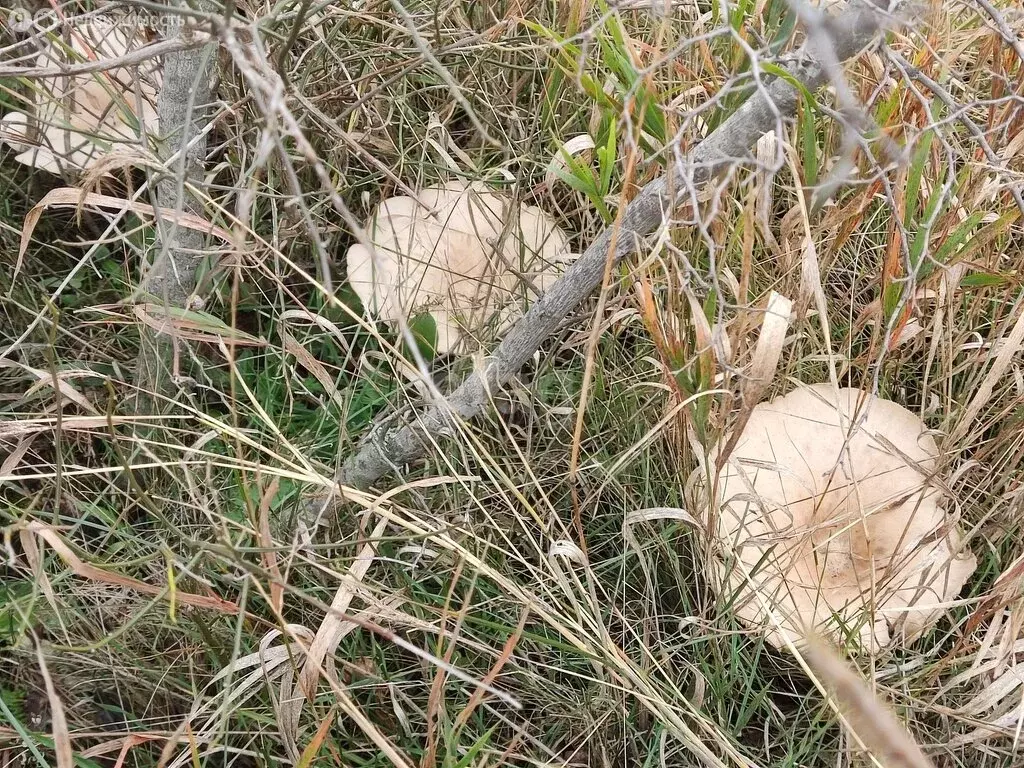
[697, 383, 976, 652]
[545, 133, 597, 188]
[0, 20, 160, 175]
[346, 181, 573, 355]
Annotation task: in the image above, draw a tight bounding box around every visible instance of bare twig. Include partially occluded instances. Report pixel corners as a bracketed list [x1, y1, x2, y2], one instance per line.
[971, 0, 1024, 64]
[0, 37, 203, 78]
[305, 0, 895, 526]
[887, 49, 1024, 218]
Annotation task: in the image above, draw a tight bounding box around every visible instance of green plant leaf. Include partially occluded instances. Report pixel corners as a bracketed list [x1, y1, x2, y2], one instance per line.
[799, 98, 818, 188]
[759, 62, 817, 105]
[904, 130, 934, 227]
[449, 726, 496, 768]
[931, 212, 984, 268]
[598, 117, 617, 197]
[960, 272, 1010, 288]
[406, 312, 438, 360]
[882, 282, 904, 322]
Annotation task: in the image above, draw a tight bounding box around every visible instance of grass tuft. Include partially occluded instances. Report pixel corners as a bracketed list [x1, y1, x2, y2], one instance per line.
[2, 0, 1023, 766]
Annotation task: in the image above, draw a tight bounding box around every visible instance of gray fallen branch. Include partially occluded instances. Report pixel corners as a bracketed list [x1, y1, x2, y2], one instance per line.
[306, 0, 893, 526]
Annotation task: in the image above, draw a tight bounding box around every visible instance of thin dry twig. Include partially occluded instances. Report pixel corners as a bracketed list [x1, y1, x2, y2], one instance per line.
[0, 37, 203, 78]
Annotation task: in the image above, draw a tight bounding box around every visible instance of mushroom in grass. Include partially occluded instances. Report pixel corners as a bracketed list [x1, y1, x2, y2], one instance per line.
[0, 22, 160, 175]
[346, 182, 572, 356]
[699, 383, 976, 652]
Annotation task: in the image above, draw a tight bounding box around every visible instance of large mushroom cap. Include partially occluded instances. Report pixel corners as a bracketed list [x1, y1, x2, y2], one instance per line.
[0, 21, 160, 175]
[346, 181, 571, 355]
[702, 384, 976, 652]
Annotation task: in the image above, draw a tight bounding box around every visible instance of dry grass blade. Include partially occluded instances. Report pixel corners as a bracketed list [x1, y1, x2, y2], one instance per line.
[23, 522, 239, 614]
[452, 607, 530, 732]
[35, 644, 73, 768]
[15, 188, 233, 283]
[17, 528, 60, 627]
[257, 476, 285, 615]
[803, 636, 934, 768]
[296, 517, 389, 698]
[715, 291, 792, 468]
[624, 507, 701, 528]
[0, 435, 35, 478]
[80, 734, 167, 764]
[1, 360, 101, 415]
[0, 416, 133, 439]
[133, 304, 267, 346]
[947, 302, 1024, 448]
[279, 329, 347, 410]
[295, 707, 336, 768]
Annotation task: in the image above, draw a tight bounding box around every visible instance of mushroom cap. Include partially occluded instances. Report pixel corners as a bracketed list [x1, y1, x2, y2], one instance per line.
[346, 181, 571, 355]
[704, 384, 976, 652]
[0, 111, 31, 151]
[0, 21, 160, 175]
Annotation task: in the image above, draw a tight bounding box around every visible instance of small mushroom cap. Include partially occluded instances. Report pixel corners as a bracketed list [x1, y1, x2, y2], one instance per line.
[346, 181, 571, 355]
[705, 384, 976, 652]
[1, 111, 64, 175]
[0, 111, 31, 151]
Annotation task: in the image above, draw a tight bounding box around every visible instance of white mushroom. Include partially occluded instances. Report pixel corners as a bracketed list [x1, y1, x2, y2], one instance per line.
[699, 383, 976, 652]
[1, 21, 160, 175]
[346, 181, 572, 355]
